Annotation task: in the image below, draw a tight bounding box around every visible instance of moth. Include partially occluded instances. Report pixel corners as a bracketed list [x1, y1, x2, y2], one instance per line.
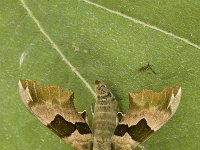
[18, 80, 181, 150]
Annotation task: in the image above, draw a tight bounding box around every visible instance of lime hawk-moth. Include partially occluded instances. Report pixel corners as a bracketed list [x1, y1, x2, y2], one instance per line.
[18, 80, 181, 150]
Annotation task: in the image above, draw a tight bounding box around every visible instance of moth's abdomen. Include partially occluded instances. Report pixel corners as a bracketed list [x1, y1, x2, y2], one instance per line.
[93, 103, 118, 150]
[93, 81, 118, 150]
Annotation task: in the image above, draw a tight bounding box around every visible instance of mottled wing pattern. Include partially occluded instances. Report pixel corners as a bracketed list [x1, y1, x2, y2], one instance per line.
[18, 80, 92, 150]
[19, 80, 181, 150]
[112, 86, 181, 150]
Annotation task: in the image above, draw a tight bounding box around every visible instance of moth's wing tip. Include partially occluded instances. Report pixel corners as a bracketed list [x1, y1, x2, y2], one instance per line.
[18, 80, 28, 99]
[173, 86, 182, 103]
[176, 87, 182, 99]
[168, 86, 182, 115]
[18, 80, 28, 89]
[18, 79, 22, 84]
[18, 80, 35, 112]
[18, 80, 23, 89]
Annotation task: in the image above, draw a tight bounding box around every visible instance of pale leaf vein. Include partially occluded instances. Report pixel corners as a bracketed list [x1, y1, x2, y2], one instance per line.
[19, 0, 96, 97]
[82, 0, 200, 50]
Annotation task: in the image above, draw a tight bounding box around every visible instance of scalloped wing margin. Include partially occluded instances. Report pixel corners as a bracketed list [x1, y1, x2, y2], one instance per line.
[18, 80, 92, 150]
[112, 86, 181, 150]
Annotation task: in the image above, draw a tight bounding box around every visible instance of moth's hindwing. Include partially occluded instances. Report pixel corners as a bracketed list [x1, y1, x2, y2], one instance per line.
[18, 80, 92, 150]
[112, 86, 181, 150]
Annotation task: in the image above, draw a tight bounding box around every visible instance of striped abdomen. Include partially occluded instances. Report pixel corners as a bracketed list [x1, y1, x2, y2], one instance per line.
[93, 81, 118, 150]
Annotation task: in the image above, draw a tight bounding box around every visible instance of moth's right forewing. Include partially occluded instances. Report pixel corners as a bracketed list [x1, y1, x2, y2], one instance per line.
[112, 86, 181, 150]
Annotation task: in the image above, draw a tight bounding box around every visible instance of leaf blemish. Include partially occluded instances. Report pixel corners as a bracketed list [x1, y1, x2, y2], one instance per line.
[138, 63, 156, 74]
[19, 51, 28, 69]
[72, 42, 80, 52]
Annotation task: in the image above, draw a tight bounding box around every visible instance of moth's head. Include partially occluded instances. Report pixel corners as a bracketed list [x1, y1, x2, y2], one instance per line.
[94, 80, 109, 97]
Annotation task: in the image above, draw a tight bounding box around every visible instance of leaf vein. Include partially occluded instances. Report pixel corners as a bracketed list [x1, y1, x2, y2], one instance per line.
[19, 0, 96, 97]
[82, 0, 200, 50]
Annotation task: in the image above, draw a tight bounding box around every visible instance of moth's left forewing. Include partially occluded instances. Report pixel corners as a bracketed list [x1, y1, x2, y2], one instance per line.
[19, 80, 92, 150]
[112, 86, 181, 150]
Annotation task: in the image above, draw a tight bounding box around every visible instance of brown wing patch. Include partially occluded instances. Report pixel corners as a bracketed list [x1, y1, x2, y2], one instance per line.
[127, 118, 153, 142]
[48, 114, 76, 137]
[48, 114, 92, 138]
[18, 80, 92, 150]
[114, 118, 153, 142]
[112, 86, 181, 150]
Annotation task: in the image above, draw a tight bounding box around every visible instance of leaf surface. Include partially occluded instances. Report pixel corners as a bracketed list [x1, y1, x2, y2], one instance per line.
[0, 0, 200, 149]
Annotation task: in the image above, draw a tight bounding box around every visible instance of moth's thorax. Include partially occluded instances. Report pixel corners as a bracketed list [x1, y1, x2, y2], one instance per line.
[93, 81, 118, 150]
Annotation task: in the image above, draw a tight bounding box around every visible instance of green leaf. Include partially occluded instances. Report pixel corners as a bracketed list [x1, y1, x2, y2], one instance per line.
[1, 0, 200, 149]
